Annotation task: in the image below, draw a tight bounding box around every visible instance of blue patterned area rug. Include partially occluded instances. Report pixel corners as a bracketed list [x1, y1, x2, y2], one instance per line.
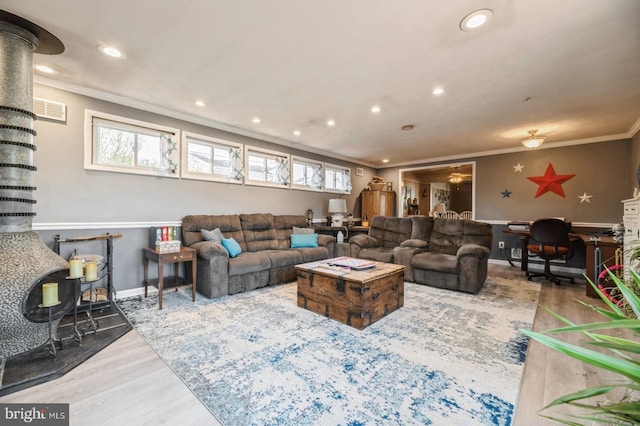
[118, 265, 540, 426]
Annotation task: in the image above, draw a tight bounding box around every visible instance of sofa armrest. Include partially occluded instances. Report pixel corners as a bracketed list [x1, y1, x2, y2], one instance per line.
[456, 244, 490, 259]
[349, 234, 378, 248]
[190, 241, 229, 260]
[401, 239, 428, 249]
[317, 234, 336, 247]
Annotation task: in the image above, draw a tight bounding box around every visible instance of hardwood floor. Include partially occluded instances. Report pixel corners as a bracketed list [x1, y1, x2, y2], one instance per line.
[0, 266, 618, 425]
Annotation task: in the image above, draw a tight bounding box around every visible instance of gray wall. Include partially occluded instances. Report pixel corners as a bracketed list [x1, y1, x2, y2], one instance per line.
[378, 139, 631, 224]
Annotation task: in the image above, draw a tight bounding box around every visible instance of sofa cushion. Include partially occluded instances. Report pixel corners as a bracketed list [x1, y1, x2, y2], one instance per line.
[228, 252, 271, 276]
[240, 213, 279, 251]
[410, 216, 434, 240]
[291, 233, 318, 248]
[429, 218, 464, 255]
[357, 247, 394, 263]
[295, 246, 330, 262]
[221, 237, 242, 257]
[411, 252, 458, 274]
[293, 226, 314, 235]
[273, 215, 309, 250]
[368, 216, 413, 249]
[182, 215, 245, 250]
[264, 249, 303, 268]
[201, 228, 223, 243]
[462, 220, 493, 249]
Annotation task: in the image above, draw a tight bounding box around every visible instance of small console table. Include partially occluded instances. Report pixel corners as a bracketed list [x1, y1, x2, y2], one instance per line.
[143, 247, 197, 310]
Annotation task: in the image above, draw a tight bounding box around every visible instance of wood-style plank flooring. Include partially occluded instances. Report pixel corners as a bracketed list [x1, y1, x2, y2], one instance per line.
[0, 265, 619, 425]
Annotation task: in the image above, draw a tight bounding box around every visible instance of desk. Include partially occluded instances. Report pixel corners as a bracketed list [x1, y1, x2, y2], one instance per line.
[312, 225, 369, 239]
[503, 229, 620, 297]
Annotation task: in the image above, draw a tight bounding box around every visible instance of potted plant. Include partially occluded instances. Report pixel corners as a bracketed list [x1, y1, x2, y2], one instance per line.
[520, 267, 640, 424]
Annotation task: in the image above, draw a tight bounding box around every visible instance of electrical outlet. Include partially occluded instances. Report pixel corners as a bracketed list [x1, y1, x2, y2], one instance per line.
[498, 241, 505, 249]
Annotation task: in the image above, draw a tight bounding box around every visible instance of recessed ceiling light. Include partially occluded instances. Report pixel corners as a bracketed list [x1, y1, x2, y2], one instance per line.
[98, 44, 125, 58]
[432, 87, 444, 95]
[382, 159, 389, 163]
[252, 118, 261, 123]
[327, 119, 336, 126]
[293, 130, 301, 136]
[194, 100, 206, 107]
[460, 9, 493, 31]
[371, 105, 381, 113]
[401, 124, 414, 131]
[34, 64, 58, 74]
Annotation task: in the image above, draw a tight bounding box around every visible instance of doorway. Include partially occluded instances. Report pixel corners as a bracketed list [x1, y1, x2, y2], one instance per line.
[398, 162, 475, 218]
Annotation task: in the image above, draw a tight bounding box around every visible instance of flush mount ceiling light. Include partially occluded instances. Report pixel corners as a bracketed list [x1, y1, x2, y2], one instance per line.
[371, 105, 381, 113]
[293, 130, 301, 136]
[432, 87, 444, 95]
[460, 9, 493, 31]
[98, 44, 125, 58]
[382, 159, 389, 163]
[34, 64, 58, 74]
[252, 117, 261, 123]
[327, 119, 336, 126]
[194, 100, 206, 107]
[521, 129, 546, 148]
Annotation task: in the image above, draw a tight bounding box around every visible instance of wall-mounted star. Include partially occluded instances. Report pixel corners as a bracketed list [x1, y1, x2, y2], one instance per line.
[513, 163, 524, 172]
[579, 192, 593, 203]
[527, 163, 575, 198]
[501, 189, 512, 198]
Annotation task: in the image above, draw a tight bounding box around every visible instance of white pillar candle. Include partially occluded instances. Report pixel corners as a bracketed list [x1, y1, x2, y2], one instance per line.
[42, 282, 59, 307]
[69, 259, 83, 278]
[85, 261, 98, 281]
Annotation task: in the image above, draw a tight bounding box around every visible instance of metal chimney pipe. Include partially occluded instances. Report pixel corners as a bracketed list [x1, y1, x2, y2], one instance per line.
[0, 10, 64, 232]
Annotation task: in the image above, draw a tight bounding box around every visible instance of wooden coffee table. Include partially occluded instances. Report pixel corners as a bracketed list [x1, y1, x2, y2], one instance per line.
[295, 257, 405, 330]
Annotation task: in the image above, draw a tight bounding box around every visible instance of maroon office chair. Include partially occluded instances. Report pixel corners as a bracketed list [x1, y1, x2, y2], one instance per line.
[526, 218, 575, 285]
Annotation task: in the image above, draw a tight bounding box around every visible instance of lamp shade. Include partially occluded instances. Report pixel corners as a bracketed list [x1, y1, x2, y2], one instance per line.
[328, 199, 347, 214]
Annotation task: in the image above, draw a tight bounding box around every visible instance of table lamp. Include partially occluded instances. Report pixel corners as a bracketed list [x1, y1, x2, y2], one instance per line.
[328, 199, 347, 227]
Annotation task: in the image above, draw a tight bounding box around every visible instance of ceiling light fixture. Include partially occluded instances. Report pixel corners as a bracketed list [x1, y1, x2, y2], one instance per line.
[252, 118, 261, 123]
[98, 44, 125, 58]
[382, 159, 389, 164]
[293, 130, 301, 136]
[371, 106, 381, 113]
[432, 87, 444, 95]
[34, 64, 58, 74]
[449, 174, 463, 184]
[327, 119, 336, 126]
[460, 9, 493, 31]
[521, 129, 546, 148]
[194, 100, 206, 107]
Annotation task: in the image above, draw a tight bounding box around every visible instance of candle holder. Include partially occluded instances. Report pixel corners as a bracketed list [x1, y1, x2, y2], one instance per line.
[38, 301, 62, 357]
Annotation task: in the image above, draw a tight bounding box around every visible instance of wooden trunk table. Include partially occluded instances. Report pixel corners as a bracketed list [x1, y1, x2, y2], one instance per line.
[295, 258, 405, 330]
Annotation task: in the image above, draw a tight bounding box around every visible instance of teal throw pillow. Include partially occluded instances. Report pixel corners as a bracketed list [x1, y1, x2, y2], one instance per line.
[221, 237, 242, 257]
[291, 233, 318, 248]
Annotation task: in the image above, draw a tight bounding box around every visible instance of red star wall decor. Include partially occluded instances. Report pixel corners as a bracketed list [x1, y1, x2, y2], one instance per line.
[527, 163, 575, 198]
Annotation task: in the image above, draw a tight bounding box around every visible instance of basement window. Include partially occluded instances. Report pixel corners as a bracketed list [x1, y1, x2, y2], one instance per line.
[245, 146, 290, 188]
[181, 132, 243, 183]
[291, 156, 323, 191]
[85, 110, 180, 177]
[325, 164, 352, 194]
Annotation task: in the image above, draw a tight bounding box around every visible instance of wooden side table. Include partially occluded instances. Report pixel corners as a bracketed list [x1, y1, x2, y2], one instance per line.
[143, 247, 197, 309]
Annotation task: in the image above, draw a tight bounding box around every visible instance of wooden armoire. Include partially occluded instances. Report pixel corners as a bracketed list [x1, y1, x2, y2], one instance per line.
[361, 190, 395, 221]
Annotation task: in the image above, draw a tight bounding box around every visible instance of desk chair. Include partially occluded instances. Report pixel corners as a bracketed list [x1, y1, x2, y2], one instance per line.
[526, 218, 575, 285]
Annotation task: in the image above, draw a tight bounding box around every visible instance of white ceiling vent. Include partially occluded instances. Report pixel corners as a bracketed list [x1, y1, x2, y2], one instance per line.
[33, 97, 66, 122]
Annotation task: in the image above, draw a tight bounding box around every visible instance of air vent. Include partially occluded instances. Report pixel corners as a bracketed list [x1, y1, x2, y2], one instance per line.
[33, 97, 66, 122]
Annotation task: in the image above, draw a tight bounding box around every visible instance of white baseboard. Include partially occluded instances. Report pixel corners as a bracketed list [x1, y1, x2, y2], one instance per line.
[114, 286, 157, 300]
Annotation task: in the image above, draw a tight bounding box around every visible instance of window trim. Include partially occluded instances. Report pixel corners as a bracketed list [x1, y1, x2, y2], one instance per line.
[324, 163, 352, 194]
[84, 110, 180, 178]
[291, 155, 324, 192]
[180, 131, 243, 184]
[244, 145, 291, 188]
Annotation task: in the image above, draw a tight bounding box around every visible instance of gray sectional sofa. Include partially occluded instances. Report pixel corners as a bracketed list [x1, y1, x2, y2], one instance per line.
[349, 215, 493, 293]
[182, 214, 335, 298]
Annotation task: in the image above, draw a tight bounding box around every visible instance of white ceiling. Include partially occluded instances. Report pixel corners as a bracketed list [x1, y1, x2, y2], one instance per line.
[4, 1, 640, 167]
